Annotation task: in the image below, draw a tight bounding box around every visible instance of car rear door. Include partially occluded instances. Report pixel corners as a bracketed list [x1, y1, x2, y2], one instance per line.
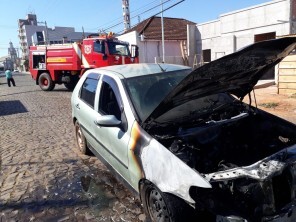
[74, 73, 102, 153]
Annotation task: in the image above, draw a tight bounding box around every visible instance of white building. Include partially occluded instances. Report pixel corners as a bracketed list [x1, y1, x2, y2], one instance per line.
[196, 0, 296, 71]
[18, 14, 91, 71]
[118, 16, 196, 66]
[18, 14, 87, 63]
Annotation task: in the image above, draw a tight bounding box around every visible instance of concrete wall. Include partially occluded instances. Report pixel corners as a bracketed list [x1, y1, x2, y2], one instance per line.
[278, 53, 296, 94]
[197, 0, 291, 60]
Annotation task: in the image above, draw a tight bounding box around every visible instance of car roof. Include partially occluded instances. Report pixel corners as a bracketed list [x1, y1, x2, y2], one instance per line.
[91, 63, 191, 79]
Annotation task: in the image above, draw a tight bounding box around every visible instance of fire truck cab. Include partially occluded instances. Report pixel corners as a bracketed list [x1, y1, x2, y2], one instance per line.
[29, 33, 139, 91]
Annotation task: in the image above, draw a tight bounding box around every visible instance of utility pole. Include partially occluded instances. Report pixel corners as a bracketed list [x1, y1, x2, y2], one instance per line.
[161, 0, 165, 63]
[45, 21, 48, 44]
[122, 0, 131, 32]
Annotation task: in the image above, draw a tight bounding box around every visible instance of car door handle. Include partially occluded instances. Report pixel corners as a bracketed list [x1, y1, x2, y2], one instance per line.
[75, 103, 80, 109]
[94, 120, 101, 128]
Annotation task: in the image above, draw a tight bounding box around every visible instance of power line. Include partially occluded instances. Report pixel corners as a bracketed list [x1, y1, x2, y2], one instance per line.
[88, 0, 160, 31]
[42, 0, 59, 21]
[131, 0, 159, 13]
[117, 0, 185, 34]
[88, 0, 171, 32]
[102, 0, 173, 33]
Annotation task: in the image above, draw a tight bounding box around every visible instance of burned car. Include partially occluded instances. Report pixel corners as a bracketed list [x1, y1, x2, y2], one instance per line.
[71, 37, 296, 221]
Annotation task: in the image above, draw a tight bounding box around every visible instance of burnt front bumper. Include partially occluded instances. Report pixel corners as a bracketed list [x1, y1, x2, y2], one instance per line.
[262, 200, 296, 222]
[191, 145, 296, 221]
[215, 200, 296, 222]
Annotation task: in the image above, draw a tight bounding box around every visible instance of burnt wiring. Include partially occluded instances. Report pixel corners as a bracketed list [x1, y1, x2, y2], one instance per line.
[252, 89, 258, 109]
[248, 92, 252, 107]
[247, 89, 258, 113]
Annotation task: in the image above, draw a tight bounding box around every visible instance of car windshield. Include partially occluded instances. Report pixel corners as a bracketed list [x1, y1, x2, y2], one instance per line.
[107, 41, 130, 56]
[124, 69, 191, 121]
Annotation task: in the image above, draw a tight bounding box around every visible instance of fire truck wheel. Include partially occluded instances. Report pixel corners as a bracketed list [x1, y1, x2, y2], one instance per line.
[38, 72, 55, 91]
[64, 82, 76, 91]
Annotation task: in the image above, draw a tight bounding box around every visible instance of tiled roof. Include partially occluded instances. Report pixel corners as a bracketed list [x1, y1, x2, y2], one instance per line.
[126, 16, 196, 40]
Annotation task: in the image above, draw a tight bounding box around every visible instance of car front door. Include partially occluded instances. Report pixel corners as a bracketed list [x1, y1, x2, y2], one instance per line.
[93, 75, 131, 182]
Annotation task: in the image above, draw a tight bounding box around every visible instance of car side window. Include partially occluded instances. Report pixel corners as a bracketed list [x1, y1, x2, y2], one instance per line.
[79, 76, 99, 108]
[99, 81, 121, 120]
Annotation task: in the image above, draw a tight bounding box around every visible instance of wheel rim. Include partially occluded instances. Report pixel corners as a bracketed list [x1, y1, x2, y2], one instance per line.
[76, 124, 84, 151]
[147, 189, 170, 222]
[42, 78, 48, 86]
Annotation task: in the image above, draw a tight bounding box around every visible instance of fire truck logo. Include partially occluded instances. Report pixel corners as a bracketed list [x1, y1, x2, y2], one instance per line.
[84, 45, 92, 54]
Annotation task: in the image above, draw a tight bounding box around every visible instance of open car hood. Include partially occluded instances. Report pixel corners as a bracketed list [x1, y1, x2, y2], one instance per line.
[142, 37, 296, 127]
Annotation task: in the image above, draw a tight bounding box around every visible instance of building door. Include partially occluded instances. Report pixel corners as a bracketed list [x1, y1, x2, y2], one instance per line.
[254, 32, 276, 79]
[202, 49, 211, 64]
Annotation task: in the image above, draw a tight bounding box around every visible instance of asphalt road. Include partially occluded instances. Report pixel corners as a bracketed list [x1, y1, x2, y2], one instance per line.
[0, 73, 145, 222]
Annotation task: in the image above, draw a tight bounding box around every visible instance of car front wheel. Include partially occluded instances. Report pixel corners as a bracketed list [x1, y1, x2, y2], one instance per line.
[140, 180, 195, 222]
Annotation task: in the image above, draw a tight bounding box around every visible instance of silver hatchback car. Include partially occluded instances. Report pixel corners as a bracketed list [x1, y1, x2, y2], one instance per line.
[72, 37, 296, 221]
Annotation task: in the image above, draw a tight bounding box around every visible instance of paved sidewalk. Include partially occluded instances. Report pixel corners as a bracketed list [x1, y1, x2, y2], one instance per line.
[0, 74, 145, 222]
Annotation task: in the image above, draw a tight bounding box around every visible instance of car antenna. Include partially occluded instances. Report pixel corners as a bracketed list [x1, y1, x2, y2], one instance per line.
[157, 63, 166, 72]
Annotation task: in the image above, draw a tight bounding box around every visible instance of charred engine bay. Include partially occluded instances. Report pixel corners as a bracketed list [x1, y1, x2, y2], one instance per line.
[150, 102, 296, 175]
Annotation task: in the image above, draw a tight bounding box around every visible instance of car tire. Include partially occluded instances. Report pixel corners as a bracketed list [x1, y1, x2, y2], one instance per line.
[140, 180, 195, 222]
[64, 82, 75, 91]
[38, 72, 55, 91]
[75, 121, 91, 155]
[64, 76, 79, 91]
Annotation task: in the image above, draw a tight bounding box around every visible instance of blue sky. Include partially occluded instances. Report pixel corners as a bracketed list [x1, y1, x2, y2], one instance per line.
[0, 0, 271, 57]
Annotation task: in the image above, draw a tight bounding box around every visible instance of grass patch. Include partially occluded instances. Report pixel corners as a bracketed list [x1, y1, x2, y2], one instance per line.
[259, 102, 279, 108]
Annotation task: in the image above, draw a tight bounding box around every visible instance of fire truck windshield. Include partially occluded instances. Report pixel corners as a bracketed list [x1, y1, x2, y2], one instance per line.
[107, 41, 130, 56]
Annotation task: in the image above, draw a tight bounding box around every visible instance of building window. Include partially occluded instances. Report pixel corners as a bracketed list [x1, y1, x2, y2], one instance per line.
[254, 32, 276, 42]
[36, 31, 44, 44]
[202, 49, 211, 63]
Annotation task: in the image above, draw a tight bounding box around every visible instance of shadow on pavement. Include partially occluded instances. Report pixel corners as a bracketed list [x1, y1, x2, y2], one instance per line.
[0, 90, 40, 97]
[0, 100, 28, 116]
[0, 198, 88, 211]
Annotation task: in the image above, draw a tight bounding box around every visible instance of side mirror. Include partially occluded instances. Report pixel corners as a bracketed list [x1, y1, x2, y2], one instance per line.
[94, 115, 121, 127]
[131, 45, 139, 58]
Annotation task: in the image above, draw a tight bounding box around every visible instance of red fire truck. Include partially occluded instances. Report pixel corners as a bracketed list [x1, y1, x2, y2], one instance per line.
[29, 33, 139, 91]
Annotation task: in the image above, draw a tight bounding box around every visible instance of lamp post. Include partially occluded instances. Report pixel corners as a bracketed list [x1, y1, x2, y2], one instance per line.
[161, 0, 165, 63]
